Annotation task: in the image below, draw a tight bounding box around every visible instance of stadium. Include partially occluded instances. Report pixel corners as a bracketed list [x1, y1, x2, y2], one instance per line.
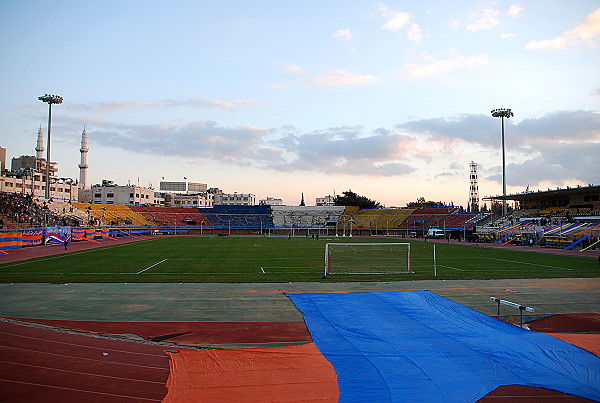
[1, 182, 599, 401]
[1, 3, 599, 400]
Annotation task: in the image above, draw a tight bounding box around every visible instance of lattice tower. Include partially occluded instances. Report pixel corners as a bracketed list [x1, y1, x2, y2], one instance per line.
[469, 161, 479, 212]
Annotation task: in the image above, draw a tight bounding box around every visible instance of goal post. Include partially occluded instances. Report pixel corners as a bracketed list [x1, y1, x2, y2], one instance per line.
[324, 243, 412, 276]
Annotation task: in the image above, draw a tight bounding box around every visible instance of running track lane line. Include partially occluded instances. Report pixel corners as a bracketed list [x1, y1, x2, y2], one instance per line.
[0, 379, 162, 402]
[0, 321, 170, 402]
[0, 359, 166, 385]
[137, 259, 167, 274]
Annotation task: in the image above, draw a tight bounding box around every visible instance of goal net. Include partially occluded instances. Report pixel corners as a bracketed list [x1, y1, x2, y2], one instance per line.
[324, 243, 412, 276]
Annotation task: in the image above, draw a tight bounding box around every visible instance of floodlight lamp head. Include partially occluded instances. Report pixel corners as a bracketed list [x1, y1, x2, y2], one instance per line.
[491, 108, 513, 118]
[38, 94, 63, 104]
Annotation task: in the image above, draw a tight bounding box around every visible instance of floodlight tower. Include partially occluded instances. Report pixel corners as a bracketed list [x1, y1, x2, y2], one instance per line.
[491, 108, 513, 217]
[469, 161, 479, 212]
[38, 93, 63, 198]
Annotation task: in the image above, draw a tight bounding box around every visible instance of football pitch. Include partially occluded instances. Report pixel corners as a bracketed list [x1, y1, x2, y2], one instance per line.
[0, 236, 597, 283]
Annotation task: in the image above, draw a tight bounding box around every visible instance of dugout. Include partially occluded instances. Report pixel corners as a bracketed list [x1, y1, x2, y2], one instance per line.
[473, 233, 495, 243]
[542, 236, 574, 249]
[509, 234, 531, 246]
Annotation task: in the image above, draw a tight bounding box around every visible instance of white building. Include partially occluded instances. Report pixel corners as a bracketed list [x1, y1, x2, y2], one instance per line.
[0, 172, 78, 200]
[160, 181, 207, 193]
[11, 155, 58, 178]
[214, 192, 256, 206]
[80, 180, 163, 205]
[316, 195, 335, 206]
[167, 192, 214, 207]
[259, 197, 284, 206]
[0, 144, 76, 200]
[0, 146, 6, 172]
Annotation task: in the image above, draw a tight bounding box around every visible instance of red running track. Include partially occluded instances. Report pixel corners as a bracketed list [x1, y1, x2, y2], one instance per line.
[5, 318, 311, 345]
[2, 317, 596, 403]
[0, 320, 172, 403]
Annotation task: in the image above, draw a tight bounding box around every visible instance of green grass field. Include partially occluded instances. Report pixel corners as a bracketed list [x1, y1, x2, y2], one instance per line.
[0, 236, 597, 283]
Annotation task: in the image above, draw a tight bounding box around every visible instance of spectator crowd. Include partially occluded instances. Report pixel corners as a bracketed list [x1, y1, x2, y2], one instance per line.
[0, 191, 81, 229]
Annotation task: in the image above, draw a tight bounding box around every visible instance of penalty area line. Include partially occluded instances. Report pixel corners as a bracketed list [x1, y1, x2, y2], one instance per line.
[485, 257, 573, 270]
[137, 259, 167, 274]
[438, 265, 466, 272]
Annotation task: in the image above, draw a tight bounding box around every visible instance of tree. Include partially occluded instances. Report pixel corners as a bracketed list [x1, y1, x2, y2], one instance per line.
[406, 197, 445, 207]
[491, 201, 503, 211]
[333, 190, 380, 209]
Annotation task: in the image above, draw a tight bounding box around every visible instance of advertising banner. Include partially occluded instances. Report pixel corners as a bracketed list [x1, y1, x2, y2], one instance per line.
[45, 226, 71, 245]
[71, 228, 85, 240]
[0, 232, 22, 250]
[22, 229, 44, 247]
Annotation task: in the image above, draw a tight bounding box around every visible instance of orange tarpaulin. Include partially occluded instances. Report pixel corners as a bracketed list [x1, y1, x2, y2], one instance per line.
[163, 343, 338, 403]
[546, 333, 600, 356]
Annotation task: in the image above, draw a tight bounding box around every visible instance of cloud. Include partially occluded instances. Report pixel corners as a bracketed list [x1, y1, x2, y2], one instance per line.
[465, 8, 500, 31]
[397, 110, 600, 187]
[377, 3, 422, 43]
[525, 8, 600, 50]
[90, 121, 278, 166]
[67, 98, 255, 113]
[332, 29, 353, 41]
[378, 3, 411, 32]
[276, 126, 418, 176]
[163, 98, 257, 109]
[60, 109, 598, 184]
[399, 51, 490, 79]
[70, 100, 144, 113]
[488, 142, 600, 187]
[407, 23, 423, 43]
[433, 170, 459, 180]
[398, 110, 600, 148]
[506, 4, 523, 18]
[81, 118, 419, 177]
[284, 64, 305, 74]
[498, 32, 516, 39]
[510, 110, 600, 144]
[303, 70, 378, 87]
[398, 114, 497, 147]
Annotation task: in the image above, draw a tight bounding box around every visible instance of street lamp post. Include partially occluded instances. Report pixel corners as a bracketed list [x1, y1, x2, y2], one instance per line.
[28, 168, 35, 196]
[38, 94, 63, 199]
[491, 108, 514, 217]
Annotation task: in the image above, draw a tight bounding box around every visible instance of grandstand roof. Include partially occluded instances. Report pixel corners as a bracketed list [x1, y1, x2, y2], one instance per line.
[483, 184, 599, 203]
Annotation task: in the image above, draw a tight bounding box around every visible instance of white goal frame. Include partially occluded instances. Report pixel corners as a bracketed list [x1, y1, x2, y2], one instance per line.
[324, 242, 412, 276]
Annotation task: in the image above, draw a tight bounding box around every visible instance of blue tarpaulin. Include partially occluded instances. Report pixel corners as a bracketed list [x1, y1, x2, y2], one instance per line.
[287, 290, 600, 402]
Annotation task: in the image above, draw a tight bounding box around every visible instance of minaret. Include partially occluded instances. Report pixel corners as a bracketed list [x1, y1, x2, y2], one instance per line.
[78, 127, 89, 189]
[35, 126, 44, 159]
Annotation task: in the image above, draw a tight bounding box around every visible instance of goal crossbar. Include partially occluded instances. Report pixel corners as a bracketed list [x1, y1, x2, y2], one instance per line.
[324, 242, 412, 276]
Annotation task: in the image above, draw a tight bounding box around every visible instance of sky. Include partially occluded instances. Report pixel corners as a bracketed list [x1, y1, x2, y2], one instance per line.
[1, 1, 599, 207]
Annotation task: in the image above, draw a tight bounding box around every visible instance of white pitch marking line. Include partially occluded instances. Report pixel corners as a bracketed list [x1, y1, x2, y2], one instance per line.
[485, 257, 571, 270]
[438, 265, 466, 272]
[137, 259, 167, 274]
